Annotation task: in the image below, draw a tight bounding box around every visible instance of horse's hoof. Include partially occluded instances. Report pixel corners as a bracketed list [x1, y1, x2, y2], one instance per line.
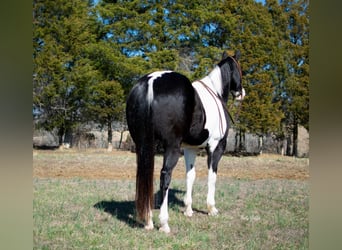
[184, 209, 193, 217]
[159, 224, 170, 234]
[144, 222, 154, 230]
[208, 206, 218, 216]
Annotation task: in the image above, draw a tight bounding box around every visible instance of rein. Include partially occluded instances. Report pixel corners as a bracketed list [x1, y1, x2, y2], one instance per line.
[196, 80, 232, 136]
[195, 56, 243, 129]
[228, 56, 243, 125]
[228, 101, 241, 125]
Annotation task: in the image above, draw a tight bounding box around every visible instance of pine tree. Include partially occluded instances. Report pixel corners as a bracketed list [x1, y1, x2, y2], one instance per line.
[237, 79, 284, 154]
[266, 0, 309, 156]
[87, 80, 125, 150]
[33, 0, 100, 146]
[221, 0, 287, 152]
[33, 0, 309, 154]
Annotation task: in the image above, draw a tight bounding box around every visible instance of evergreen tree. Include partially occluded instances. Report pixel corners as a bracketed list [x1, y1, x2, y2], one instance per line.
[221, 0, 286, 152]
[33, 0, 309, 154]
[237, 79, 284, 154]
[266, 0, 309, 156]
[87, 80, 125, 150]
[33, 0, 100, 146]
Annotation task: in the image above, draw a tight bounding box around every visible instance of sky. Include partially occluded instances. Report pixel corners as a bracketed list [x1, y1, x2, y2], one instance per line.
[255, 0, 266, 4]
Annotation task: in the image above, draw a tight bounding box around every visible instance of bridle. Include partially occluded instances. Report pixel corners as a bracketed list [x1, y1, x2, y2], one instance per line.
[229, 56, 243, 81]
[196, 56, 243, 128]
[227, 56, 243, 125]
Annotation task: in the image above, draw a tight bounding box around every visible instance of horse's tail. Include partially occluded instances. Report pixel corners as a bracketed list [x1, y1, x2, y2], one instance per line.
[126, 83, 155, 223]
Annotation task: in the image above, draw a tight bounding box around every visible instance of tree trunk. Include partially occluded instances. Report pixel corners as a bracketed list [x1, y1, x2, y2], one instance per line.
[234, 130, 239, 152]
[281, 138, 286, 156]
[258, 135, 263, 155]
[238, 130, 245, 152]
[286, 133, 292, 156]
[292, 120, 298, 157]
[57, 125, 65, 147]
[57, 125, 72, 149]
[107, 120, 113, 151]
[118, 130, 124, 149]
[64, 127, 73, 147]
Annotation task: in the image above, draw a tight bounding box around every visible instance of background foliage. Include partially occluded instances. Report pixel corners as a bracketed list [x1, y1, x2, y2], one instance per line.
[33, 0, 309, 156]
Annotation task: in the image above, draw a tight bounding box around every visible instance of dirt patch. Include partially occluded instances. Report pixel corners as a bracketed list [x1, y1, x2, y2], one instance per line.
[33, 149, 309, 180]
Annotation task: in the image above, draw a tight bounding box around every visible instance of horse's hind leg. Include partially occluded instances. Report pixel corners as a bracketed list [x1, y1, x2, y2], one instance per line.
[145, 209, 154, 230]
[183, 148, 197, 217]
[159, 145, 181, 233]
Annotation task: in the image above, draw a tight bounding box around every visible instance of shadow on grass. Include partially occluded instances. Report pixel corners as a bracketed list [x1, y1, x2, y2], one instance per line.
[94, 189, 185, 228]
[94, 199, 140, 227]
[192, 207, 209, 215]
[33, 145, 60, 150]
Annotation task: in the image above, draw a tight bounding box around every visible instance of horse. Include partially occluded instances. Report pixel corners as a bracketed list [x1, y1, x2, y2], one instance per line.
[126, 51, 245, 233]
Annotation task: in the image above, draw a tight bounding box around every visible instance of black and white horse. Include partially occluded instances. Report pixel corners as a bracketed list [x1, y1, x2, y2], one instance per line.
[126, 51, 245, 233]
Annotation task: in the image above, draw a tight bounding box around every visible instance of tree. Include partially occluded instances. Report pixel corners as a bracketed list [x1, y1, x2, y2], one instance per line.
[33, 0, 100, 146]
[266, 0, 309, 156]
[87, 80, 125, 150]
[93, 0, 309, 156]
[218, 0, 287, 153]
[33, 0, 309, 155]
[236, 79, 284, 154]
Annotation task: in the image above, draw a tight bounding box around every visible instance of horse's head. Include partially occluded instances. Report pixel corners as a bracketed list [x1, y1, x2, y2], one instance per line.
[218, 50, 245, 102]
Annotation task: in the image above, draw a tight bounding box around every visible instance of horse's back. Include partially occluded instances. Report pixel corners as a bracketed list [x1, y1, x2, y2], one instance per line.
[150, 72, 195, 144]
[127, 70, 208, 147]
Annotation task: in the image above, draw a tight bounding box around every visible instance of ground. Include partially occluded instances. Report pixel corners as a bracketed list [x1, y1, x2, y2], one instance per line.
[33, 149, 309, 181]
[33, 149, 309, 249]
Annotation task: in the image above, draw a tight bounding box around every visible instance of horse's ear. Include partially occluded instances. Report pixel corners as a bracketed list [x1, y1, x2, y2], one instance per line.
[222, 51, 229, 60]
[234, 50, 241, 60]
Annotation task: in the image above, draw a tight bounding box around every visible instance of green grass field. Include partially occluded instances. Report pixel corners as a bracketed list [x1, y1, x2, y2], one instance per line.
[34, 175, 308, 249]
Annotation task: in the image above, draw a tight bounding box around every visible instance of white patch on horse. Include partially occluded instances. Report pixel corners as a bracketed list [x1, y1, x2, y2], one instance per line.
[147, 71, 172, 104]
[234, 87, 246, 101]
[192, 77, 227, 142]
[208, 66, 223, 96]
[207, 167, 218, 216]
[159, 189, 170, 233]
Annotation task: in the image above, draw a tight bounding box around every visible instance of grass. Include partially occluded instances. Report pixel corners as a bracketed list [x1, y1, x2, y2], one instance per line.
[33, 149, 309, 180]
[33, 177, 308, 249]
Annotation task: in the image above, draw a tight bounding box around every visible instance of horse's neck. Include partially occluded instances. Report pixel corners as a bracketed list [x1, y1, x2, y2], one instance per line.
[200, 66, 223, 97]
